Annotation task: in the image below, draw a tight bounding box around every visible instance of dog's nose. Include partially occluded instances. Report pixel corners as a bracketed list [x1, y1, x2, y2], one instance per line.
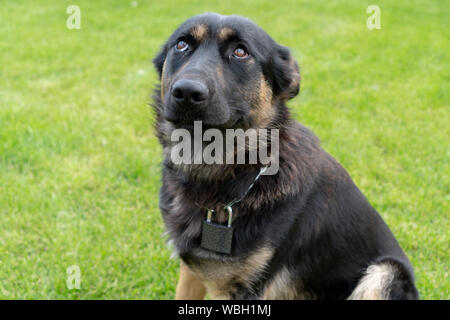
[171, 79, 209, 106]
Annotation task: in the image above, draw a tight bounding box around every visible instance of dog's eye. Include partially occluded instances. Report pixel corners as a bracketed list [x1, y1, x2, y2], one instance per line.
[232, 47, 249, 59]
[175, 40, 189, 52]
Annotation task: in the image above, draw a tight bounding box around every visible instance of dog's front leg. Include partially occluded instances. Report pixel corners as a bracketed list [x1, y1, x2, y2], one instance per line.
[175, 261, 206, 300]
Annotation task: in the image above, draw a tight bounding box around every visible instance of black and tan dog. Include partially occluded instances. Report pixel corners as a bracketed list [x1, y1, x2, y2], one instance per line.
[152, 13, 419, 300]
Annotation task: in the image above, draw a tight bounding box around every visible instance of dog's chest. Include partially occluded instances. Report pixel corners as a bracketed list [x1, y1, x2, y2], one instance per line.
[184, 246, 274, 299]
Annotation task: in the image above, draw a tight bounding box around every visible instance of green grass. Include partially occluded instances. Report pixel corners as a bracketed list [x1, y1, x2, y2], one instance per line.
[0, 0, 448, 299]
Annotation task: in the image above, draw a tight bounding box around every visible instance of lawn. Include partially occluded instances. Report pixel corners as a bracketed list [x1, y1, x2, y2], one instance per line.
[0, 0, 448, 299]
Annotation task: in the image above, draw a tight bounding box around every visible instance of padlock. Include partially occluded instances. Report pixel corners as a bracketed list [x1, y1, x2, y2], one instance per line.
[201, 206, 234, 254]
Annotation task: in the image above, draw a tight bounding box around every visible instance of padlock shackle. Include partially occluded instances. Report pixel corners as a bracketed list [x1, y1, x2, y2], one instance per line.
[206, 209, 213, 223]
[225, 206, 233, 227]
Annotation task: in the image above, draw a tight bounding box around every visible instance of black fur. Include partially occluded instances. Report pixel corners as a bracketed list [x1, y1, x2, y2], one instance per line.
[152, 13, 419, 300]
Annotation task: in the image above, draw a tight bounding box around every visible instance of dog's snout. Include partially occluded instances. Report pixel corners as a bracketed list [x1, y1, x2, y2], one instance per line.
[171, 79, 209, 106]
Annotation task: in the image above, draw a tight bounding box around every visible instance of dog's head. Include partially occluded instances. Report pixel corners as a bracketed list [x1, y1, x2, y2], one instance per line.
[153, 13, 300, 130]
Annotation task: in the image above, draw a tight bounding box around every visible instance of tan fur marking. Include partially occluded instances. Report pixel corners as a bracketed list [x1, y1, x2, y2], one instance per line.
[191, 24, 208, 41]
[348, 262, 397, 300]
[161, 60, 168, 99]
[263, 267, 297, 299]
[175, 261, 207, 300]
[218, 27, 235, 41]
[189, 246, 274, 299]
[215, 65, 225, 86]
[263, 267, 314, 299]
[249, 78, 274, 128]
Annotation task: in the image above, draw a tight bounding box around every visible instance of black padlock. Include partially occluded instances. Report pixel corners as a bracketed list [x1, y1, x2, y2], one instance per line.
[201, 207, 234, 254]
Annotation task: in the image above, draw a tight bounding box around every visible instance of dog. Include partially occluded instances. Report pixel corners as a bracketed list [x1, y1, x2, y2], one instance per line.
[151, 13, 419, 300]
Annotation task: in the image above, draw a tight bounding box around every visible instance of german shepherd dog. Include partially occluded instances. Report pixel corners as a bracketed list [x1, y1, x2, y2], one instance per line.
[152, 13, 419, 300]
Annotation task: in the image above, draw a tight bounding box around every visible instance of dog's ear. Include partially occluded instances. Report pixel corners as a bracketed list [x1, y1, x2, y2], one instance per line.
[152, 43, 168, 78]
[271, 45, 300, 100]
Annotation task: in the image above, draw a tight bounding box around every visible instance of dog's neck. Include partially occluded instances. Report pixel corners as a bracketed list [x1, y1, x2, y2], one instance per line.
[161, 126, 285, 183]
[162, 119, 316, 210]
